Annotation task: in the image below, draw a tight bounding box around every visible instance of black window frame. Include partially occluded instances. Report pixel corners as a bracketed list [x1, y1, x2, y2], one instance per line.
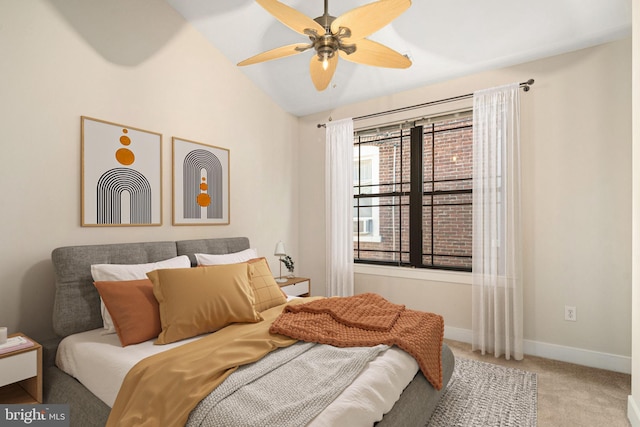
[353, 114, 473, 272]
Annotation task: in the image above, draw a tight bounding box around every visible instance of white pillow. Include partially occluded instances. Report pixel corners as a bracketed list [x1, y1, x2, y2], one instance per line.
[91, 255, 191, 334]
[195, 248, 258, 266]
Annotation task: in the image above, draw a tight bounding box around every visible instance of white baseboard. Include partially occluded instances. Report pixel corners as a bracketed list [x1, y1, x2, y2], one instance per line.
[628, 396, 640, 426]
[444, 325, 473, 343]
[444, 326, 631, 374]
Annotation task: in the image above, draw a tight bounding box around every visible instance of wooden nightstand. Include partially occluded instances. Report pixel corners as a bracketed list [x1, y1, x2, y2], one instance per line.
[0, 333, 42, 404]
[277, 277, 311, 297]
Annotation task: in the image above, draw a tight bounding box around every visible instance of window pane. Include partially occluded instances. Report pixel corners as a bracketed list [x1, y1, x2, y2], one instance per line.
[433, 197, 472, 268]
[422, 205, 432, 266]
[400, 195, 410, 254]
[434, 120, 473, 185]
[433, 255, 472, 270]
[422, 116, 473, 271]
[353, 129, 409, 264]
[354, 113, 472, 271]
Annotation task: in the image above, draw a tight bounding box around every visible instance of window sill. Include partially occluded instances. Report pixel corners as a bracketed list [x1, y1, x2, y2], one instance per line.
[354, 263, 472, 285]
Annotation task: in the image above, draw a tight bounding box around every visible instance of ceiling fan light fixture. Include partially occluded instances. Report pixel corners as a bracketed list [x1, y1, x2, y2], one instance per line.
[316, 44, 335, 71]
[240, 0, 413, 90]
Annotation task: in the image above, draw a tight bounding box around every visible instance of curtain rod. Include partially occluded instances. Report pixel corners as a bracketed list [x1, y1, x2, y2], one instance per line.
[317, 79, 534, 128]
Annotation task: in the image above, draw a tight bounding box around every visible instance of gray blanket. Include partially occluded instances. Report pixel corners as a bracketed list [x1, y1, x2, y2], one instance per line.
[187, 342, 389, 427]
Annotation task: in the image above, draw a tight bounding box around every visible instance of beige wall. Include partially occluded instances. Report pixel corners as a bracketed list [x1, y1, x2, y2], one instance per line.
[1, 0, 633, 373]
[299, 38, 632, 362]
[0, 0, 299, 341]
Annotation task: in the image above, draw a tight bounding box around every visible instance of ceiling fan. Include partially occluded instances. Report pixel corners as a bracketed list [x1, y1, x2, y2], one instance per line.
[237, 0, 412, 91]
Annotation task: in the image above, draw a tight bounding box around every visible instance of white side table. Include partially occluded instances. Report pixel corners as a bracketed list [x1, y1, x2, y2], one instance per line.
[0, 333, 42, 404]
[277, 277, 311, 297]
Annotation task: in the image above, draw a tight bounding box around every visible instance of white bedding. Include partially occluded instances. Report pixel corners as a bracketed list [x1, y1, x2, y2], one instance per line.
[56, 329, 419, 426]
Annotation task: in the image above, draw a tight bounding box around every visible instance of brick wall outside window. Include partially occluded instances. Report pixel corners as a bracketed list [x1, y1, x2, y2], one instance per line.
[353, 114, 473, 271]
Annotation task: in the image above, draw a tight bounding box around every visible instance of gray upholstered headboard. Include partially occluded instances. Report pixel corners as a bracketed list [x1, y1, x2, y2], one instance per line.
[51, 237, 250, 337]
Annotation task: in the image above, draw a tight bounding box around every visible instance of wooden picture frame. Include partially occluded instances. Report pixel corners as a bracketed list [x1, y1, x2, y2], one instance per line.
[81, 116, 162, 226]
[172, 137, 230, 225]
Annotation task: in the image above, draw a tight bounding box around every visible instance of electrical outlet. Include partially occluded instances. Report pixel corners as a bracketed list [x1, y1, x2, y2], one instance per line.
[565, 306, 577, 321]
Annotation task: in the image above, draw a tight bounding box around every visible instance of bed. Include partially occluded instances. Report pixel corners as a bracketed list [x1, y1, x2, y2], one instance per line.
[43, 237, 454, 426]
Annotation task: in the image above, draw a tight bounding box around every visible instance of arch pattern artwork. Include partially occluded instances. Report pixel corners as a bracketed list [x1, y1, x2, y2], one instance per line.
[97, 168, 152, 224]
[182, 149, 223, 219]
[173, 137, 229, 225]
[81, 116, 162, 226]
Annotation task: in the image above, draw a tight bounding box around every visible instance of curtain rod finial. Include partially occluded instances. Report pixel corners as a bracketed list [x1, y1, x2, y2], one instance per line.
[521, 78, 534, 91]
[317, 115, 333, 128]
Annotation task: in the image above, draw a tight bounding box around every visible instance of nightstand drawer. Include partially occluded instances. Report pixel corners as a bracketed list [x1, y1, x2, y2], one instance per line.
[281, 280, 309, 297]
[0, 350, 37, 387]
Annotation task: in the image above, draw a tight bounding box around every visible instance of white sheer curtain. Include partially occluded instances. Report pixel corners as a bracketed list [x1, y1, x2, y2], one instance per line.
[471, 83, 523, 360]
[325, 118, 355, 297]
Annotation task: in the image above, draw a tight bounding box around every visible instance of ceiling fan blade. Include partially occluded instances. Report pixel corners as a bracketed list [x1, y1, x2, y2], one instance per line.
[309, 54, 338, 91]
[238, 43, 311, 66]
[256, 0, 325, 36]
[331, 0, 411, 41]
[339, 38, 411, 68]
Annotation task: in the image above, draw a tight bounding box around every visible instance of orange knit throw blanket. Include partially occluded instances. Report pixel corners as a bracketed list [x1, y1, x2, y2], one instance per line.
[269, 293, 444, 390]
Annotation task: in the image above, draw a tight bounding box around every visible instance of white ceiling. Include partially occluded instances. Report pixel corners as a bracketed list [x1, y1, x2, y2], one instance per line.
[165, 0, 631, 117]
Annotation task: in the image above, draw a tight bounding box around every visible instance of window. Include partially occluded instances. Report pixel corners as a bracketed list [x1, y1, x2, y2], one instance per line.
[353, 146, 380, 242]
[353, 112, 473, 271]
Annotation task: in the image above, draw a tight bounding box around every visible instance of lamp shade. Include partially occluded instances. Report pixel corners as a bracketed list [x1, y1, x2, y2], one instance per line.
[274, 241, 286, 256]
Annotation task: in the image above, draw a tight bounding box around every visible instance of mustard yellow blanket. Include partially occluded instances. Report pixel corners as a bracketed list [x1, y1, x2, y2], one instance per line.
[107, 298, 320, 427]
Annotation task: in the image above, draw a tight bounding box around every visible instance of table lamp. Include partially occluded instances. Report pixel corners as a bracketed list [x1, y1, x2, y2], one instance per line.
[274, 241, 287, 283]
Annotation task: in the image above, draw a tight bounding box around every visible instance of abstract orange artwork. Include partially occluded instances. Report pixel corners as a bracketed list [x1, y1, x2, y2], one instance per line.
[172, 137, 229, 225]
[81, 116, 162, 226]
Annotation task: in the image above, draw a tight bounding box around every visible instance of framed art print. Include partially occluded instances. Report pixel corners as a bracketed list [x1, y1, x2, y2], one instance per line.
[81, 116, 162, 226]
[172, 137, 230, 225]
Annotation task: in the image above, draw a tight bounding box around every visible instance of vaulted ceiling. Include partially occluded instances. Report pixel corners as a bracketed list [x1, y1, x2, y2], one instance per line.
[166, 0, 631, 117]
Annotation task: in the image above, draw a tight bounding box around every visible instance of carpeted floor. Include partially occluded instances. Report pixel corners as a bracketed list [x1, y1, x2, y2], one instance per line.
[428, 357, 537, 426]
[444, 340, 631, 427]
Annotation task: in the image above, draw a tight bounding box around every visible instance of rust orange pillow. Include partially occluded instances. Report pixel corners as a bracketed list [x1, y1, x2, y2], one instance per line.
[93, 279, 161, 347]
